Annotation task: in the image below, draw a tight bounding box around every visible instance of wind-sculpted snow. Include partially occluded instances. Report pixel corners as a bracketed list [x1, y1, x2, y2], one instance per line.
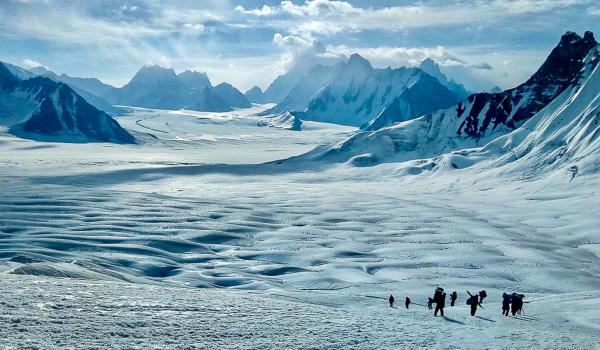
[1, 275, 599, 349]
[1, 104, 599, 348]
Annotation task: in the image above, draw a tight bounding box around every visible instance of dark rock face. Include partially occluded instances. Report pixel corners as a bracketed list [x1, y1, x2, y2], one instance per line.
[0, 63, 135, 143]
[457, 31, 598, 139]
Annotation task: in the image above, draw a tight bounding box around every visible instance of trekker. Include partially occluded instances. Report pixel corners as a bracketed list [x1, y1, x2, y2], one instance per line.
[466, 292, 480, 316]
[427, 297, 434, 310]
[450, 291, 457, 307]
[405, 297, 411, 309]
[479, 290, 488, 303]
[433, 287, 446, 317]
[389, 295, 395, 308]
[502, 293, 511, 316]
[511, 293, 524, 315]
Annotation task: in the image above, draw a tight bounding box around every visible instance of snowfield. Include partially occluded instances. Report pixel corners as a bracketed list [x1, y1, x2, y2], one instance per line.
[1, 105, 599, 349]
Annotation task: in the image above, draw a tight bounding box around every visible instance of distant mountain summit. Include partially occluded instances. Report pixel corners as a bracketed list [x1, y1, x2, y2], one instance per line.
[418, 58, 470, 98]
[213, 83, 252, 108]
[262, 54, 466, 128]
[297, 53, 462, 127]
[0, 62, 134, 143]
[104, 65, 249, 112]
[244, 86, 265, 104]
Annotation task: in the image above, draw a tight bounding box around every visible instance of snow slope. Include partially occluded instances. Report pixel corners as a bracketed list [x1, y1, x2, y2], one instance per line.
[437, 41, 600, 180]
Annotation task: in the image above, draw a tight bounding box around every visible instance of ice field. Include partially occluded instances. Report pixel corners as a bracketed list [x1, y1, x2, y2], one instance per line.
[1, 106, 599, 349]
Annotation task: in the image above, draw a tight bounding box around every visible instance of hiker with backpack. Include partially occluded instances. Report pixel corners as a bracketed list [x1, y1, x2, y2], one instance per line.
[511, 293, 524, 315]
[389, 294, 395, 308]
[405, 297, 411, 309]
[433, 287, 446, 316]
[466, 291, 482, 316]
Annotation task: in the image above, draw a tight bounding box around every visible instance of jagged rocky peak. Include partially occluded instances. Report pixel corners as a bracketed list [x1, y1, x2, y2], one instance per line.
[529, 31, 597, 85]
[177, 70, 212, 89]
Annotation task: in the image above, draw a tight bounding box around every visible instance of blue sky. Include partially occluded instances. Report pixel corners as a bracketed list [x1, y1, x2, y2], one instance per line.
[1, 0, 599, 91]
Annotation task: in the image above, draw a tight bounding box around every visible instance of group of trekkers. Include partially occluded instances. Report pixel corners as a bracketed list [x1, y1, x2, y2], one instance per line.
[388, 288, 525, 317]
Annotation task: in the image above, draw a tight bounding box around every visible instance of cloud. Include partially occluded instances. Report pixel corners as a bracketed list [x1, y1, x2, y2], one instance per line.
[326, 45, 465, 68]
[469, 62, 493, 70]
[235, 5, 275, 16]
[21, 58, 43, 68]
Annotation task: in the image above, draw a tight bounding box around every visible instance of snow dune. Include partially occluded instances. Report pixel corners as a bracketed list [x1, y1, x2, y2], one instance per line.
[1, 103, 599, 348]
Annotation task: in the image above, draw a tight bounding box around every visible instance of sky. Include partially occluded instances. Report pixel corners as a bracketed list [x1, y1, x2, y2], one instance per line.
[1, 0, 599, 92]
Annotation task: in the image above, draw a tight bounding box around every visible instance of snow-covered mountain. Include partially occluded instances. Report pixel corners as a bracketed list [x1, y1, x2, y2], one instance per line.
[23, 66, 123, 115]
[418, 58, 470, 98]
[263, 64, 336, 115]
[105, 65, 250, 112]
[262, 65, 309, 103]
[363, 72, 464, 131]
[0, 62, 134, 143]
[466, 42, 600, 179]
[294, 31, 598, 167]
[244, 86, 266, 104]
[213, 83, 252, 108]
[295, 54, 462, 127]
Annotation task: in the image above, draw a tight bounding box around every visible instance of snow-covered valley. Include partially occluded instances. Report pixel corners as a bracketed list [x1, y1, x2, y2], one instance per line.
[1, 104, 599, 349]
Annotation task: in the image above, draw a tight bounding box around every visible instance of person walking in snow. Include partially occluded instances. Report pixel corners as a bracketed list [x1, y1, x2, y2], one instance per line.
[427, 297, 434, 310]
[450, 291, 457, 307]
[502, 293, 511, 316]
[511, 293, 524, 315]
[389, 294, 395, 308]
[405, 297, 411, 309]
[466, 292, 481, 316]
[433, 287, 446, 317]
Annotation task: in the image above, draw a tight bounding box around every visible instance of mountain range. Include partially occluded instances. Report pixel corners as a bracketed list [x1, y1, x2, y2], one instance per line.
[0, 62, 135, 143]
[100, 65, 251, 112]
[292, 31, 598, 168]
[263, 53, 464, 128]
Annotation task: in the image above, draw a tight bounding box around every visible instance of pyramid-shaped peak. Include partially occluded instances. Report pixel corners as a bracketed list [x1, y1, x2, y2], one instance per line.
[347, 53, 372, 70]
